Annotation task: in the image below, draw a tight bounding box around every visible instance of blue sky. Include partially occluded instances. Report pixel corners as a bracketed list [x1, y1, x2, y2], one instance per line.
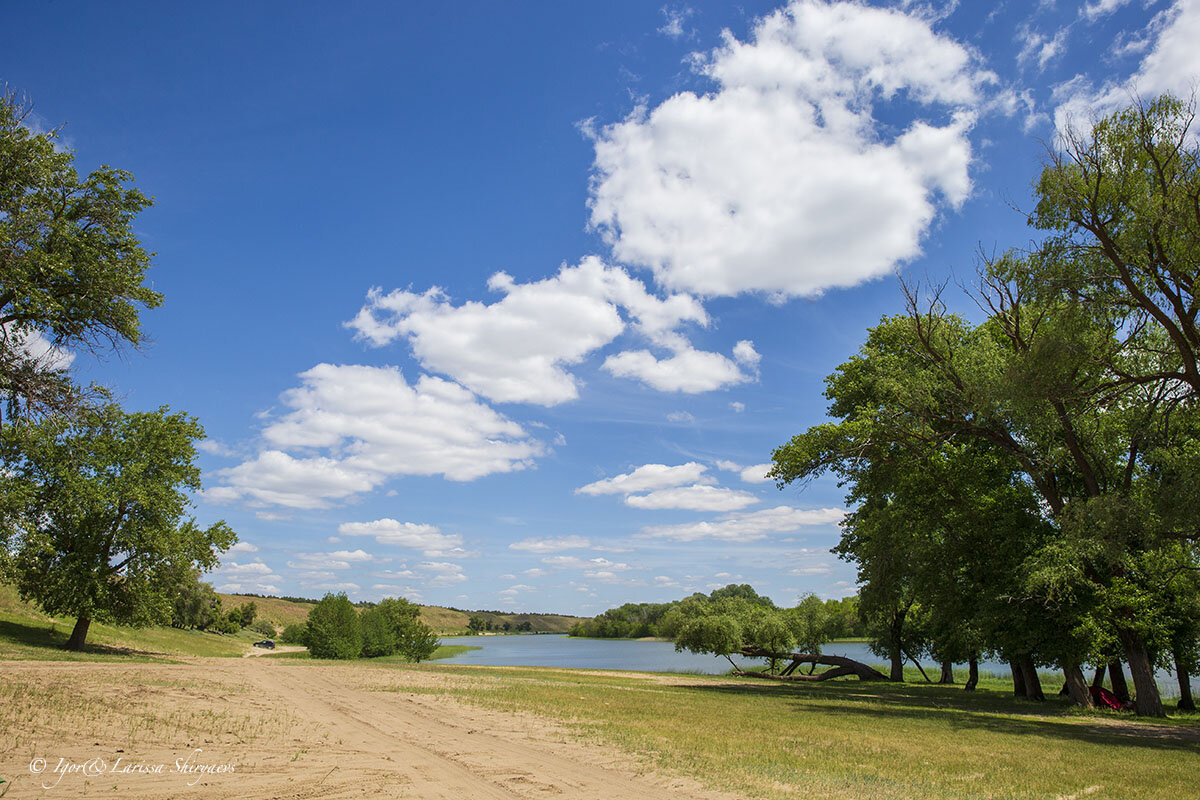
[6, 0, 1198, 614]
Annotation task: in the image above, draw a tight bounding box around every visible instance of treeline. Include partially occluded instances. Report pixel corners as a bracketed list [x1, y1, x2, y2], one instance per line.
[772, 96, 1200, 718]
[569, 584, 864, 640]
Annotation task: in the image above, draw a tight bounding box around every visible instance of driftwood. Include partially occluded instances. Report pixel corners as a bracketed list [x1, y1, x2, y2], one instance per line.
[735, 647, 891, 682]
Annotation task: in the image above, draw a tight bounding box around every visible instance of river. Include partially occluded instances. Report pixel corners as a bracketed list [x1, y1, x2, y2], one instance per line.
[435, 633, 1197, 697]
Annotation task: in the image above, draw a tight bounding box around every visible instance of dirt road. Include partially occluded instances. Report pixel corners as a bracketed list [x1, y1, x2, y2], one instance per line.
[1, 658, 736, 799]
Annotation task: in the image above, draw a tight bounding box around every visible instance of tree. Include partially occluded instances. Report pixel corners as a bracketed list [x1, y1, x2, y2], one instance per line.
[467, 614, 486, 634]
[169, 568, 222, 630]
[358, 597, 439, 661]
[0, 90, 162, 423]
[0, 403, 234, 649]
[306, 593, 362, 659]
[1033, 94, 1200, 396]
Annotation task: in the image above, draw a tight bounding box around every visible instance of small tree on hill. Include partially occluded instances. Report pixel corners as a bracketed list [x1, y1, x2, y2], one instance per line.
[306, 593, 362, 659]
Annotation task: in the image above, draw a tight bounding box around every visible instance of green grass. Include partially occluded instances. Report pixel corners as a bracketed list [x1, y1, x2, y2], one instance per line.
[0, 584, 250, 660]
[366, 663, 1200, 800]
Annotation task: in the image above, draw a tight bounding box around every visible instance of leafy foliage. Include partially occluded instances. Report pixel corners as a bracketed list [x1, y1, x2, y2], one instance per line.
[0, 90, 162, 423]
[0, 403, 235, 649]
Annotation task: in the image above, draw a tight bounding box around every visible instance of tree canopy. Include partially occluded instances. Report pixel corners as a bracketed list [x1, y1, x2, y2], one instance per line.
[0, 90, 161, 423]
[0, 402, 235, 649]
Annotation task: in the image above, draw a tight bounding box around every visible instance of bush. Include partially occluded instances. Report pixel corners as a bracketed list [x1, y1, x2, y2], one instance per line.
[360, 606, 397, 658]
[279, 622, 307, 645]
[306, 593, 362, 659]
[249, 619, 277, 637]
[360, 597, 439, 661]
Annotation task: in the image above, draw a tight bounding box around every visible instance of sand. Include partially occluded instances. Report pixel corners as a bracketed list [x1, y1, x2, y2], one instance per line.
[0, 657, 739, 799]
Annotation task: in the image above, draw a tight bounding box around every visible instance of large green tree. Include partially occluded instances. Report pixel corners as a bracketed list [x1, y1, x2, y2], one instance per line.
[0, 403, 235, 649]
[0, 90, 161, 422]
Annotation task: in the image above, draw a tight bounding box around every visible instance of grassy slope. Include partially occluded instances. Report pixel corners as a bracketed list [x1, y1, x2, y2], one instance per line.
[216, 591, 583, 634]
[376, 663, 1200, 800]
[217, 592, 314, 628]
[0, 584, 250, 660]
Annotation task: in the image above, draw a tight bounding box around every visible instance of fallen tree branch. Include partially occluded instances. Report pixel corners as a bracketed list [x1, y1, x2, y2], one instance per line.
[737, 648, 891, 682]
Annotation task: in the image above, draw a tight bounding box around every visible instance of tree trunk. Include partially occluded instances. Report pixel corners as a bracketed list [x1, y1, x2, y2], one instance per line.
[66, 616, 91, 651]
[737, 648, 890, 681]
[964, 657, 978, 691]
[1108, 660, 1130, 703]
[1062, 663, 1094, 708]
[938, 659, 954, 684]
[1119, 629, 1165, 717]
[889, 644, 904, 682]
[1175, 654, 1196, 712]
[1011, 659, 1027, 698]
[1091, 665, 1106, 690]
[1019, 657, 1045, 701]
[888, 606, 907, 682]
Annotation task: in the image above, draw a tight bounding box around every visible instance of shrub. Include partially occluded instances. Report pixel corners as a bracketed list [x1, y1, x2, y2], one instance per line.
[279, 622, 307, 645]
[306, 593, 362, 659]
[249, 619, 277, 637]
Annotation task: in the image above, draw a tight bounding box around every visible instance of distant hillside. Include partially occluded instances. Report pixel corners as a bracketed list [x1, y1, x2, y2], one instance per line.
[217, 593, 315, 628]
[217, 592, 584, 635]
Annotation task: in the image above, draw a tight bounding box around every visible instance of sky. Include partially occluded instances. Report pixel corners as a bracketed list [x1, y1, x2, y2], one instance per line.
[5, 0, 1199, 615]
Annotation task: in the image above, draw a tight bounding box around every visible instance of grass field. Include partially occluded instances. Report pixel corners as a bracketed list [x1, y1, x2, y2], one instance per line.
[358, 663, 1199, 800]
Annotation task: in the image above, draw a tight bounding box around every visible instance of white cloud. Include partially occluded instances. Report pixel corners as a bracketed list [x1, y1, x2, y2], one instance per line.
[509, 535, 592, 553]
[625, 484, 759, 512]
[739, 463, 773, 484]
[602, 343, 750, 392]
[732, 340, 761, 368]
[541, 555, 632, 572]
[638, 505, 845, 542]
[227, 541, 259, 553]
[576, 462, 712, 495]
[208, 364, 544, 508]
[211, 558, 282, 595]
[729, 401, 746, 413]
[499, 584, 536, 597]
[1016, 23, 1069, 71]
[417, 561, 468, 586]
[666, 410, 696, 423]
[658, 5, 695, 39]
[1082, 0, 1134, 21]
[345, 257, 710, 405]
[4, 327, 76, 372]
[217, 582, 280, 595]
[215, 560, 276, 576]
[287, 550, 378, 571]
[196, 439, 238, 458]
[338, 518, 467, 557]
[587, 0, 987, 298]
[789, 564, 833, 575]
[1054, 0, 1200, 135]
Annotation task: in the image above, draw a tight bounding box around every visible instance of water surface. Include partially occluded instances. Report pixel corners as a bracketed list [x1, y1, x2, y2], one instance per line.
[435, 634, 1197, 696]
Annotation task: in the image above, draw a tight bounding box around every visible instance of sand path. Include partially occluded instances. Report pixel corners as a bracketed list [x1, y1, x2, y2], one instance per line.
[2, 658, 737, 800]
